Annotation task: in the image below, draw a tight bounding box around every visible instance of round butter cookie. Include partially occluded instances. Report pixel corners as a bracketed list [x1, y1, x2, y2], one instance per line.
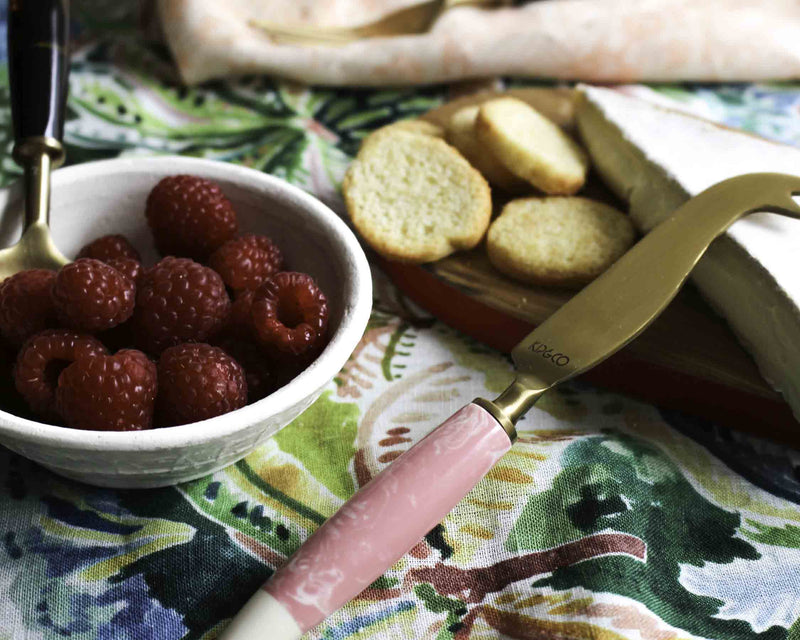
[476, 97, 589, 195]
[344, 130, 491, 263]
[446, 105, 528, 193]
[487, 197, 635, 288]
[360, 119, 444, 150]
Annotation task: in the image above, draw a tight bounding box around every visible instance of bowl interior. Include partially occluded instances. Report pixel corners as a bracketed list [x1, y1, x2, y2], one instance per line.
[0, 157, 369, 448]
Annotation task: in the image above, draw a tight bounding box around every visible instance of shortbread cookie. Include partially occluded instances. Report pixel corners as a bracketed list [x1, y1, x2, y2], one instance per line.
[344, 130, 491, 263]
[360, 119, 444, 150]
[445, 105, 529, 192]
[476, 97, 589, 195]
[487, 197, 635, 288]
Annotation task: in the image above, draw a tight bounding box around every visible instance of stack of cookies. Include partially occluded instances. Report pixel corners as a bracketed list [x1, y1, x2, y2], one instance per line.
[343, 96, 635, 289]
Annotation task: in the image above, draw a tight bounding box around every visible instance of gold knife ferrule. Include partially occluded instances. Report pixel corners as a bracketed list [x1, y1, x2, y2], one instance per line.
[474, 374, 549, 442]
[13, 136, 65, 167]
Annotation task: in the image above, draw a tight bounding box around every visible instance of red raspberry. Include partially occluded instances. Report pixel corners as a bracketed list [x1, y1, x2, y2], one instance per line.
[133, 257, 230, 354]
[225, 290, 256, 337]
[251, 272, 329, 361]
[106, 257, 144, 286]
[52, 259, 136, 332]
[77, 234, 140, 262]
[208, 234, 284, 293]
[56, 349, 157, 431]
[0, 269, 57, 347]
[145, 175, 238, 260]
[215, 336, 276, 402]
[14, 330, 107, 420]
[156, 343, 247, 427]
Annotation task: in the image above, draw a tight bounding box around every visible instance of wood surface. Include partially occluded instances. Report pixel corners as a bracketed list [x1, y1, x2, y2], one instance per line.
[380, 87, 799, 440]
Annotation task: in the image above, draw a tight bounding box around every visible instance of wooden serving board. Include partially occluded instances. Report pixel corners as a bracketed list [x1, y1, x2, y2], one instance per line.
[382, 88, 799, 443]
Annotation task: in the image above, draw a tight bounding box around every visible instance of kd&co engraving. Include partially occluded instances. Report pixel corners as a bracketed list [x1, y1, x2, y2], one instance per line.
[528, 341, 570, 366]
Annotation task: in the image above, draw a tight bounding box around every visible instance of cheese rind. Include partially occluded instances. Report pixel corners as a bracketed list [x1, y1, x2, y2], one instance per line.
[576, 85, 800, 419]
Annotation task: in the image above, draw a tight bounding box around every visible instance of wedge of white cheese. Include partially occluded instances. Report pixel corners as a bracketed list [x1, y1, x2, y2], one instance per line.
[576, 85, 800, 420]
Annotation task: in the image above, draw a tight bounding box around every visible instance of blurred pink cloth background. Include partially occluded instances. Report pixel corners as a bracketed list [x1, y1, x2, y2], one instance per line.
[157, 0, 800, 86]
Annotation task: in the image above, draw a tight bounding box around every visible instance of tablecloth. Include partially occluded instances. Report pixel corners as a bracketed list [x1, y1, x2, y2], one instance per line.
[2, 2, 800, 639]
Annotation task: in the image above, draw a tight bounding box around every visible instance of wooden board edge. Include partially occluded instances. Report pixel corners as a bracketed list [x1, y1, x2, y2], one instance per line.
[381, 258, 800, 445]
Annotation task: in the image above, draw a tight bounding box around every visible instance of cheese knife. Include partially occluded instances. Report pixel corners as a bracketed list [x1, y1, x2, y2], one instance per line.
[221, 173, 800, 639]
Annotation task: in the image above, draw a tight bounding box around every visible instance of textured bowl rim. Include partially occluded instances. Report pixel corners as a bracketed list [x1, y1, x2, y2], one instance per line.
[0, 156, 372, 452]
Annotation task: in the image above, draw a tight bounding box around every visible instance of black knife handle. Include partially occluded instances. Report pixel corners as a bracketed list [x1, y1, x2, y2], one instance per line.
[8, 0, 69, 146]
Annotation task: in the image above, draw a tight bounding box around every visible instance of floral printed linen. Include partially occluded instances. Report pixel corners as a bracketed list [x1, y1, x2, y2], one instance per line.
[1, 3, 800, 639]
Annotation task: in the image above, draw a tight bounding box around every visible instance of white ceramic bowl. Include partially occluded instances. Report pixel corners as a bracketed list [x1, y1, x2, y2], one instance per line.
[0, 157, 371, 488]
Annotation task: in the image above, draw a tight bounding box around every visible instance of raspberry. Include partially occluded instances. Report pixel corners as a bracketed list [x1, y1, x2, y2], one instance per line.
[93, 262, 142, 354]
[251, 272, 329, 361]
[216, 291, 292, 400]
[215, 336, 276, 402]
[77, 237, 143, 286]
[133, 257, 230, 354]
[77, 234, 140, 262]
[52, 259, 136, 332]
[208, 234, 284, 293]
[0, 269, 57, 347]
[156, 343, 247, 426]
[225, 290, 256, 337]
[145, 175, 238, 260]
[106, 257, 144, 286]
[14, 330, 107, 420]
[56, 349, 157, 431]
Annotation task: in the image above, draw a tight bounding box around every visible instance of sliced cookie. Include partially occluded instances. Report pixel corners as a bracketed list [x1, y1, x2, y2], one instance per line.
[476, 97, 589, 195]
[445, 105, 529, 193]
[344, 130, 491, 263]
[360, 119, 444, 150]
[487, 197, 635, 288]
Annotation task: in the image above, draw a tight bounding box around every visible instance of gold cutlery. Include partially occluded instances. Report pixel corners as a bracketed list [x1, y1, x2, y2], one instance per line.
[221, 172, 800, 639]
[0, 0, 70, 280]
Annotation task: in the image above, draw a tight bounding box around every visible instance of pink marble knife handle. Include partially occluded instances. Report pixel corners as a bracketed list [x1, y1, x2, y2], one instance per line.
[220, 403, 511, 639]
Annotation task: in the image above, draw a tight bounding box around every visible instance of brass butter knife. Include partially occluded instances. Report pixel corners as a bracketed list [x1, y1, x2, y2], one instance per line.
[221, 173, 800, 640]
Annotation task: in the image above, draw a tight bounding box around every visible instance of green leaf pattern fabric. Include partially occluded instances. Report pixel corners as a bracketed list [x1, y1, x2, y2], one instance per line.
[1, 5, 800, 638]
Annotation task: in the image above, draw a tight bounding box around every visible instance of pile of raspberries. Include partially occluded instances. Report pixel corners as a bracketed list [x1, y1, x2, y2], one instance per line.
[0, 175, 329, 431]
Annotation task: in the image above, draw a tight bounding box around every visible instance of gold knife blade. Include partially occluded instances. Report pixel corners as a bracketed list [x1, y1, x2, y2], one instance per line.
[219, 173, 800, 640]
[475, 173, 800, 437]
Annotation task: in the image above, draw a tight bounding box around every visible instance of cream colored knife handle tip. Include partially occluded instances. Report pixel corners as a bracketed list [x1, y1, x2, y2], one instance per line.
[221, 591, 301, 639]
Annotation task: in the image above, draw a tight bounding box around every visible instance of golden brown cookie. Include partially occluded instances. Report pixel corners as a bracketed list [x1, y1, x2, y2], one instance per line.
[445, 105, 529, 193]
[360, 119, 444, 150]
[487, 197, 635, 288]
[476, 97, 589, 195]
[343, 130, 491, 264]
